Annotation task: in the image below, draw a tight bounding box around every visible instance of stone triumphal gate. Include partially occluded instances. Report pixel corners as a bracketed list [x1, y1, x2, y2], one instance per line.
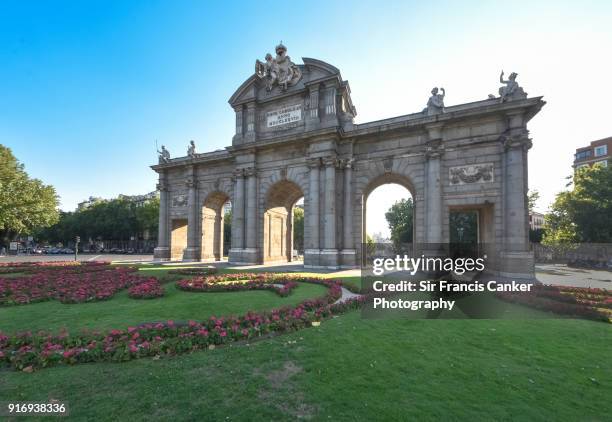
[152, 44, 544, 279]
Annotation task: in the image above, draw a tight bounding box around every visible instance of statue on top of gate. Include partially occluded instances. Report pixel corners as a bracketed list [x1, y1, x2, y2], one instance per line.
[256, 42, 302, 92]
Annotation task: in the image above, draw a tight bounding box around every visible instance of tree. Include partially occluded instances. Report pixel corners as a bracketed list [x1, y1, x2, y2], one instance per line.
[0, 145, 59, 246]
[385, 198, 414, 249]
[527, 189, 545, 243]
[293, 206, 304, 253]
[527, 189, 540, 212]
[543, 165, 612, 245]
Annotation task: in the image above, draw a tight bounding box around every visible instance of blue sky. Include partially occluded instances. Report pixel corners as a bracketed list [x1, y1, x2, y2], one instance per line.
[1, 1, 611, 235]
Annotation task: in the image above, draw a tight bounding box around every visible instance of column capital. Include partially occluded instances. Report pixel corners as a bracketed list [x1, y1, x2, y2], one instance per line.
[156, 180, 168, 192]
[244, 166, 257, 177]
[342, 157, 355, 169]
[233, 168, 245, 179]
[425, 140, 444, 160]
[307, 157, 321, 169]
[322, 156, 340, 168]
[185, 177, 198, 189]
[501, 131, 532, 151]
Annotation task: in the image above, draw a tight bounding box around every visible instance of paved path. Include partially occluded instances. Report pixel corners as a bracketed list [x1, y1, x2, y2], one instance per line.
[536, 264, 611, 290]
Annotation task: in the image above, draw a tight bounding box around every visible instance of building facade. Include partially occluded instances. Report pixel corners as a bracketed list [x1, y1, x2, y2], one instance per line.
[574, 137, 611, 170]
[151, 44, 545, 279]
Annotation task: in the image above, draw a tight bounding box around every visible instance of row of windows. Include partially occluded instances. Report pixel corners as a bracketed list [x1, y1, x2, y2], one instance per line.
[575, 145, 608, 161]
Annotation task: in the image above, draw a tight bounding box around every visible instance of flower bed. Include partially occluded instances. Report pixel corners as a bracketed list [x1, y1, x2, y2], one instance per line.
[168, 267, 218, 276]
[496, 284, 612, 322]
[0, 263, 152, 305]
[128, 279, 165, 299]
[176, 273, 303, 297]
[0, 278, 364, 370]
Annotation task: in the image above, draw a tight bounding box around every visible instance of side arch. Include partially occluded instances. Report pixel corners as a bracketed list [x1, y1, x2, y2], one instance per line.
[201, 190, 232, 261]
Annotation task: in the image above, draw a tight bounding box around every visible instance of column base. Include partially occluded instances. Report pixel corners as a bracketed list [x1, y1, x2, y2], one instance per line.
[304, 249, 320, 267]
[153, 247, 170, 261]
[340, 249, 357, 268]
[182, 247, 201, 262]
[228, 248, 259, 265]
[319, 249, 340, 269]
[498, 250, 535, 280]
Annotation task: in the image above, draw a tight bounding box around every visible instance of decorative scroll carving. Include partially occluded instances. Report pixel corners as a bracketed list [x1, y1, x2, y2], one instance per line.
[449, 164, 494, 185]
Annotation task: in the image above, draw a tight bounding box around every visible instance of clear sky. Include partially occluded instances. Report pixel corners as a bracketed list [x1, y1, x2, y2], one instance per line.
[2, 1, 611, 236]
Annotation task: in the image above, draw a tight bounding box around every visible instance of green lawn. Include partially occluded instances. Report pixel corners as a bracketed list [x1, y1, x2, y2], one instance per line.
[1, 266, 611, 420]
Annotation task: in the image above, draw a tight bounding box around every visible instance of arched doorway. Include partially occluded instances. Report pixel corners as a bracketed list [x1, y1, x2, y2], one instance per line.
[201, 192, 231, 261]
[362, 173, 415, 260]
[263, 180, 304, 264]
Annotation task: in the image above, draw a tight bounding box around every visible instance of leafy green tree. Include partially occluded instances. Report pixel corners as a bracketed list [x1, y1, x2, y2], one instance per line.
[0, 145, 59, 246]
[384, 198, 414, 248]
[528, 189, 540, 212]
[293, 206, 304, 253]
[543, 165, 612, 245]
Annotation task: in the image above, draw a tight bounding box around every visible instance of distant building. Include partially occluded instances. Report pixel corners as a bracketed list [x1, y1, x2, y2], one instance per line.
[574, 136, 611, 170]
[529, 211, 545, 231]
[223, 201, 232, 214]
[77, 196, 104, 210]
[118, 191, 159, 207]
[77, 191, 158, 211]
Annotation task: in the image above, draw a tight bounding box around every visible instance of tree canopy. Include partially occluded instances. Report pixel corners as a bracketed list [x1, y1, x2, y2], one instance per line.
[543, 165, 612, 244]
[36, 197, 159, 243]
[0, 145, 59, 244]
[385, 198, 414, 248]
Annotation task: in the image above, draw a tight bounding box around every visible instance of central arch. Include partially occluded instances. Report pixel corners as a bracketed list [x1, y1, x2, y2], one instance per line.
[263, 180, 304, 264]
[361, 172, 416, 246]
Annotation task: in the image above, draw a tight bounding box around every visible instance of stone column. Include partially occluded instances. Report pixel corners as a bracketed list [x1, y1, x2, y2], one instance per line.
[229, 169, 245, 260]
[321, 156, 339, 267]
[424, 125, 444, 248]
[498, 111, 535, 279]
[341, 158, 356, 267]
[425, 149, 443, 245]
[153, 172, 170, 261]
[503, 132, 532, 252]
[245, 167, 257, 250]
[305, 158, 321, 267]
[183, 174, 200, 261]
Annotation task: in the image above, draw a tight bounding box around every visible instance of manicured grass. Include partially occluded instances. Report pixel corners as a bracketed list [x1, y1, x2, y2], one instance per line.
[0, 267, 328, 334]
[1, 266, 610, 420]
[1, 313, 610, 421]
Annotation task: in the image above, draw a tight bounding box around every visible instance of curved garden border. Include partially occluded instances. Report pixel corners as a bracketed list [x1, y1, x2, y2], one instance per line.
[0, 277, 365, 371]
